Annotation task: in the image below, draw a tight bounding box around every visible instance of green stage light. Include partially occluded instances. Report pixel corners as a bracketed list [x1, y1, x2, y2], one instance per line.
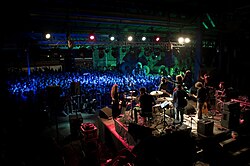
[206, 13, 216, 28]
[202, 22, 209, 29]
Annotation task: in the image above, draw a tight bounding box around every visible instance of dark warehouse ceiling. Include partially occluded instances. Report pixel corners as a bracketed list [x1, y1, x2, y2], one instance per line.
[2, 0, 250, 50]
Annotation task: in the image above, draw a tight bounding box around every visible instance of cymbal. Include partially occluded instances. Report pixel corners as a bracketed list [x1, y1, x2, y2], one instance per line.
[150, 91, 163, 96]
[165, 97, 173, 101]
[125, 96, 137, 100]
[156, 97, 169, 102]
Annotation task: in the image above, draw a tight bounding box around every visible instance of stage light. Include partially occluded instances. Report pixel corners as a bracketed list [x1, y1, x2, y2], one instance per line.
[127, 36, 133, 41]
[178, 37, 184, 44]
[89, 34, 95, 41]
[202, 22, 209, 29]
[45, 33, 51, 39]
[110, 36, 115, 41]
[155, 36, 160, 42]
[142, 36, 146, 41]
[184, 38, 190, 43]
[206, 13, 216, 28]
[178, 37, 191, 44]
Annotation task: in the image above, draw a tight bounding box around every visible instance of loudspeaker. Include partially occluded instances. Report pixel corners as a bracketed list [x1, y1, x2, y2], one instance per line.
[223, 101, 240, 112]
[99, 107, 112, 119]
[197, 120, 214, 136]
[221, 110, 239, 129]
[70, 82, 81, 95]
[46, 85, 61, 110]
[69, 114, 83, 137]
[221, 101, 240, 129]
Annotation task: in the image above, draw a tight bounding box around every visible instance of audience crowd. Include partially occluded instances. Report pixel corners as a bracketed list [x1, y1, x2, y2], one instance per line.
[6, 67, 165, 114]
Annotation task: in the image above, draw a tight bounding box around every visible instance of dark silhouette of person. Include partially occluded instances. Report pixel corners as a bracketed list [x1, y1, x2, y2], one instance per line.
[138, 87, 156, 124]
[194, 81, 208, 119]
[183, 70, 194, 91]
[158, 77, 172, 97]
[110, 84, 121, 119]
[172, 84, 190, 124]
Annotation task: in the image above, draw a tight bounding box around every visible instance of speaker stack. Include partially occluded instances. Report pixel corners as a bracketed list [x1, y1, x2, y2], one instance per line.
[70, 82, 81, 95]
[220, 101, 240, 129]
[46, 85, 61, 111]
[69, 114, 83, 138]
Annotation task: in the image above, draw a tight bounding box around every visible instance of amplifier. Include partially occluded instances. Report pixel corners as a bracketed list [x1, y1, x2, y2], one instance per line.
[197, 120, 214, 136]
[223, 101, 240, 112]
[69, 114, 83, 137]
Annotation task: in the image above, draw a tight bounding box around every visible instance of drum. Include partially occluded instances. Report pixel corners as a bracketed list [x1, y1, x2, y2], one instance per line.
[165, 97, 173, 101]
[153, 104, 162, 114]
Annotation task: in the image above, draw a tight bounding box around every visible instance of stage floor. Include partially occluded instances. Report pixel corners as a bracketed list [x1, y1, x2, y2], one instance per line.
[97, 107, 229, 152]
[96, 107, 250, 166]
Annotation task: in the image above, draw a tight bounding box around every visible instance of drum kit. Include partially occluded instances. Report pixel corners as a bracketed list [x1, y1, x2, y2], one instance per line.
[123, 90, 139, 122]
[150, 90, 174, 127]
[122, 89, 174, 124]
[150, 90, 163, 96]
[157, 97, 173, 102]
[150, 90, 173, 102]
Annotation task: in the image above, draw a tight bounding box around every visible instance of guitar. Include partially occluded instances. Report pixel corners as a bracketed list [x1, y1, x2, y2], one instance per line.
[202, 102, 208, 115]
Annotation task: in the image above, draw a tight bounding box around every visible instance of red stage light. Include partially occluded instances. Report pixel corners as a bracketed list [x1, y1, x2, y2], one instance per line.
[89, 34, 95, 41]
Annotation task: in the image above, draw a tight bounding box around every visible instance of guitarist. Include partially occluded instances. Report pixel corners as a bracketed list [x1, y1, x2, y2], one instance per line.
[193, 81, 209, 120]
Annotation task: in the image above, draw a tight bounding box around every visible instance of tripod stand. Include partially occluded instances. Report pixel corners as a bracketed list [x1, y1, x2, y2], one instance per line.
[187, 114, 197, 129]
[160, 101, 171, 127]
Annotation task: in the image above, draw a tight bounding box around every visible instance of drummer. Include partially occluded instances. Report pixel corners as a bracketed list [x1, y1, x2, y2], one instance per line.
[138, 87, 156, 125]
[158, 77, 172, 97]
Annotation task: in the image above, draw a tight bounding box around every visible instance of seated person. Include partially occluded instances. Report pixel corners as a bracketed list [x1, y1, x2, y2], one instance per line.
[138, 87, 156, 124]
[158, 77, 172, 97]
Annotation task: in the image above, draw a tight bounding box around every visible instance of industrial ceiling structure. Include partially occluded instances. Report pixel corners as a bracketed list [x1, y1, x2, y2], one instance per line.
[1, 0, 250, 94]
[2, 0, 250, 51]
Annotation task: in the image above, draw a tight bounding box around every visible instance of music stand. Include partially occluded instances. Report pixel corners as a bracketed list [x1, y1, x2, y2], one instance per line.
[160, 101, 170, 127]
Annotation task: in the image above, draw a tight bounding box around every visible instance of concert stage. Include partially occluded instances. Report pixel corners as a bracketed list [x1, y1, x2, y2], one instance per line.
[96, 108, 250, 166]
[96, 109, 230, 153]
[95, 100, 250, 165]
[96, 114, 198, 165]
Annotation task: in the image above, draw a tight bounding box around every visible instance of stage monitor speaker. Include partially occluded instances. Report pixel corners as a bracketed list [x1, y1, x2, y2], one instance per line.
[221, 110, 239, 129]
[197, 120, 214, 136]
[69, 114, 83, 137]
[99, 106, 112, 119]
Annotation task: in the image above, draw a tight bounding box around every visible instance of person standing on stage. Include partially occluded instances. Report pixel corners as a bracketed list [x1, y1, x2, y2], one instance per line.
[110, 84, 121, 119]
[194, 81, 208, 119]
[172, 84, 190, 124]
[215, 81, 230, 113]
[183, 70, 194, 91]
[138, 87, 156, 125]
[173, 74, 184, 92]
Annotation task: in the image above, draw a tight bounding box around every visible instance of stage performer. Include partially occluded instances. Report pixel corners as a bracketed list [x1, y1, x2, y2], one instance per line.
[138, 87, 156, 125]
[110, 84, 121, 119]
[193, 81, 208, 119]
[172, 84, 190, 124]
[158, 77, 172, 97]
